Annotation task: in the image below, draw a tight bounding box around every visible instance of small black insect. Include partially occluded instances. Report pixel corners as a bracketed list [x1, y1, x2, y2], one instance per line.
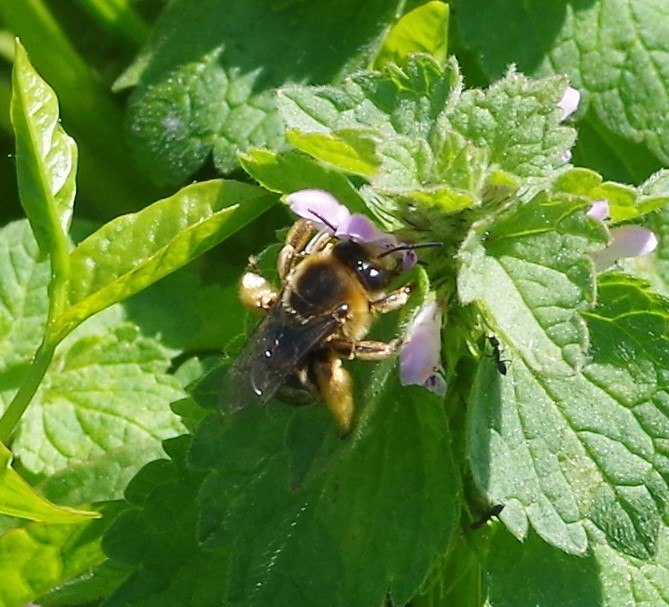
[470, 503, 505, 530]
[488, 335, 509, 375]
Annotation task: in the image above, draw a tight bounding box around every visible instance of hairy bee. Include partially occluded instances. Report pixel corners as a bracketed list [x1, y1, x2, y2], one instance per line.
[219, 218, 414, 434]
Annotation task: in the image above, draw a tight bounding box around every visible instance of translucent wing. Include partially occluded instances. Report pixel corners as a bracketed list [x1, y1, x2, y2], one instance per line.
[219, 303, 340, 413]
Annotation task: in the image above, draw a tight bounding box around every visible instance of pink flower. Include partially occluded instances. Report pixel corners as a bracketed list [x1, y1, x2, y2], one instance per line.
[558, 86, 580, 120]
[399, 294, 447, 396]
[285, 189, 417, 269]
[591, 225, 658, 271]
[587, 199, 609, 221]
[588, 199, 658, 270]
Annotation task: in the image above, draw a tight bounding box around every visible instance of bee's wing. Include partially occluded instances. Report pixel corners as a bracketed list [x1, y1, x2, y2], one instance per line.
[219, 303, 340, 413]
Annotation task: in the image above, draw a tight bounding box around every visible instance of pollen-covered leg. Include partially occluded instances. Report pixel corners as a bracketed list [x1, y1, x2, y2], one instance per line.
[326, 338, 398, 361]
[312, 352, 355, 435]
[239, 271, 278, 312]
[277, 218, 314, 279]
[371, 286, 411, 314]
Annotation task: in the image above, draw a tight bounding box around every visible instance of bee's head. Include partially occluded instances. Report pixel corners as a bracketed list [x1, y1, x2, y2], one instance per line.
[331, 240, 400, 294]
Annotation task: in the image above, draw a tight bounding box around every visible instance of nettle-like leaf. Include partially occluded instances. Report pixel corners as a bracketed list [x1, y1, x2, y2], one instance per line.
[119, 0, 404, 185]
[13, 322, 188, 479]
[0, 220, 188, 503]
[452, 0, 669, 181]
[102, 277, 459, 607]
[101, 436, 226, 607]
[10, 40, 76, 259]
[458, 191, 608, 376]
[274, 55, 575, 227]
[469, 273, 669, 560]
[50, 180, 273, 342]
[446, 68, 574, 178]
[0, 221, 51, 389]
[480, 524, 669, 606]
[0, 504, 122, 607]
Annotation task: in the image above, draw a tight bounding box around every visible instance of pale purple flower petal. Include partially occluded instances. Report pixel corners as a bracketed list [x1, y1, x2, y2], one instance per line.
[336, 214, 388, 243]
[587, 199, 609, 221]
[399, 295, 446, 396]
[591, 225, 658, 271]
[558, 86, 580, 120]
[286, 189, 351, 232]
[286, 190, 419, 268]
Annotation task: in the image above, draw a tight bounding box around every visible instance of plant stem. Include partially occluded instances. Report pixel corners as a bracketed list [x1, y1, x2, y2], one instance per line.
[0, 338, 56, 443]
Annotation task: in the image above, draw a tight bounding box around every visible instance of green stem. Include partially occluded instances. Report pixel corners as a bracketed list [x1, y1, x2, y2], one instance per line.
[0, 246, 70, 442]
[0, 338, 56, 443]
[0, 172, 72, 443]
[0, 249, 70, 442]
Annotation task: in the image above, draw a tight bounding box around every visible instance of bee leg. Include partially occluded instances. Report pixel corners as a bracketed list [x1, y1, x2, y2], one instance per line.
[311, 352, 355, 436]
[277, 218, 315, 280]
[371, 286, 411, 314]
[326, 338, 398, 361]
[239, 270, 279, 312]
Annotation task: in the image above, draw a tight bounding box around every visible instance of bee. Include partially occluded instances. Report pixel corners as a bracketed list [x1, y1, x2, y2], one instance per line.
[219, 217, 418, 434]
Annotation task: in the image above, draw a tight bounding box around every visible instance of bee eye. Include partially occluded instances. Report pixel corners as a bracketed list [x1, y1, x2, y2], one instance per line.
[358, 262, 384, 289]
[333, 240, 390, 291]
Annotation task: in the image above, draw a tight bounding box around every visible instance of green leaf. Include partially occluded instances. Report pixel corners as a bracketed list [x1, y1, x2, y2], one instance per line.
[375, 1, 449, 68]
[594, 525, 669, 606]
[0, 221, 50, 384]
[277, 55, 461, 147]
[37, 558, 132, 607]
[447, 68, 574, 178]
[553, 167, 669, 222]
[101, 437, 224, 606]
[458, 191, 607, 376]
[120, 0, 404, 184]
[103, 276, 459, 607]
[276, 56, 575, 235]
[453, 0, 669, 179]
[483, 529, 602, 606]
[51, 180, 274, 342]
[0, 503, 121, 607]
[469, 273, 669, 559]
[0, 441, 99, 523]
[10, 40, 77, 258]
[12, 321, 187, 479]
[286, 129, 380, 176]
[0, 220, 188, 502]
[239, 149, 370, 214]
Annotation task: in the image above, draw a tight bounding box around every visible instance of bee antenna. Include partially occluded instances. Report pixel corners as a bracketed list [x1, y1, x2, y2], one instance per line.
[306, 209, 337, 232]
[379, 241, 442, 258]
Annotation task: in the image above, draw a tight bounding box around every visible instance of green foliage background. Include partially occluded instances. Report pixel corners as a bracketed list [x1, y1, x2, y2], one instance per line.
[1, 1, 669, 607]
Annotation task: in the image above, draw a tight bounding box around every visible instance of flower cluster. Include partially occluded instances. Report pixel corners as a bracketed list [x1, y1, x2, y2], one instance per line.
[559, 88, 658, 270]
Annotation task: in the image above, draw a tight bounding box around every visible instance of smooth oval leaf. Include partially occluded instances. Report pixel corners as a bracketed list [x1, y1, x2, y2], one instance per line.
[375, 1, 449, 68]
[10, 40, 77, 259]
[51, 180, 275, 341]
[0, 441, 99, 523]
